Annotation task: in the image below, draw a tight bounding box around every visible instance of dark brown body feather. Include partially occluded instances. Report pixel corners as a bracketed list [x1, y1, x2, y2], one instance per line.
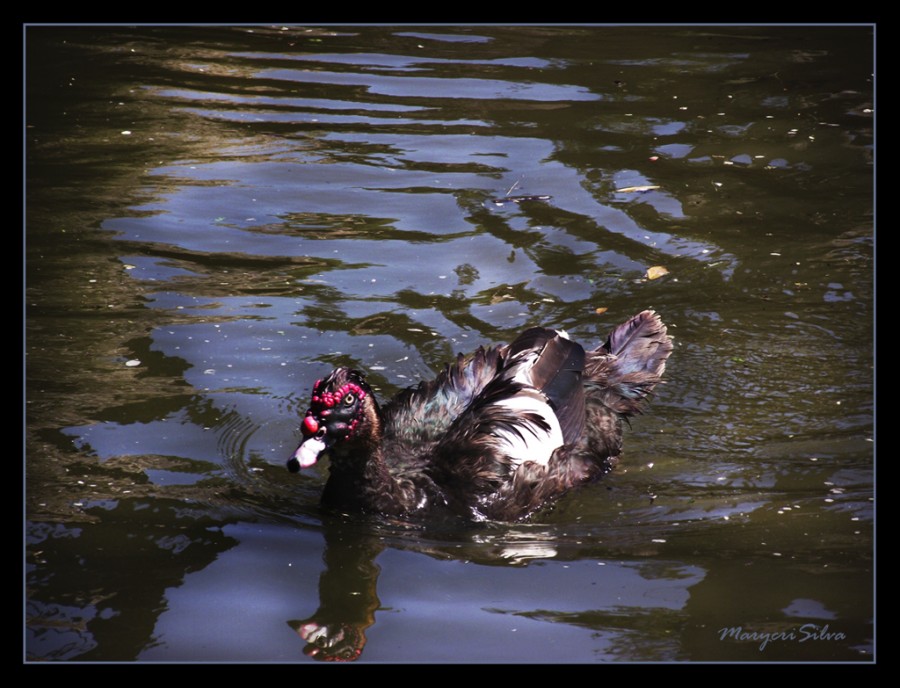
[288, 310, 673, 522]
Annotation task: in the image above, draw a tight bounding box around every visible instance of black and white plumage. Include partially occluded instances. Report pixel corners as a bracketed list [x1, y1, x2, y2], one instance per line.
[287, 310, 673, 522]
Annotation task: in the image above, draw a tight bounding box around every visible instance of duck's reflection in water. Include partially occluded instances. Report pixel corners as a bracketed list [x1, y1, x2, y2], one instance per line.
[288, 520, 383, 661]
[287, 512, 570, 662]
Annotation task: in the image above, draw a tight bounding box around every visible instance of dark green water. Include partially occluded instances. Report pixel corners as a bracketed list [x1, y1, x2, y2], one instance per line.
[25, 25, 874, 662]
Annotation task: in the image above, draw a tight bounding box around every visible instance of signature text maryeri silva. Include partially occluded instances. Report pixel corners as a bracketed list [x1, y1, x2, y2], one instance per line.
[718, 624, 846, 651]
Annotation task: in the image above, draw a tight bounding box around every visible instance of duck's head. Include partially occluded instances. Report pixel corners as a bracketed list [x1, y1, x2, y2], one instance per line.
[287, 368, 374, 472]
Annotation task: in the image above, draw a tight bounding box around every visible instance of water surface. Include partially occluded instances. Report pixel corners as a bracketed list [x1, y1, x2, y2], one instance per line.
[25, 25, 874, 662]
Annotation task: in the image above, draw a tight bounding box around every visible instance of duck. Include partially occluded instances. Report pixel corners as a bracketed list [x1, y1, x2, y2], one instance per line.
[287, 310, 673, 522]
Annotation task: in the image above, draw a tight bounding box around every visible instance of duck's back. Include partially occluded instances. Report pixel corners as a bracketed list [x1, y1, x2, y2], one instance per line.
[378, 344, 506, 462]
[393, 329, 585, 519]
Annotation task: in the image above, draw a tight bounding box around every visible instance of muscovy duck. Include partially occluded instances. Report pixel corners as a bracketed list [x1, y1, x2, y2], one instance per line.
[287, 310, 672, 522]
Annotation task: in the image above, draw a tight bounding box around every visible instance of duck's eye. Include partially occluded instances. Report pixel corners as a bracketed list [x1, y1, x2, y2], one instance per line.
[343, 393, 356, 405]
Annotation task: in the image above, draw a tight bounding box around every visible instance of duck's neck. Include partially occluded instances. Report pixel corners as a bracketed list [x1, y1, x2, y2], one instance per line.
[321, 400, 416, 516]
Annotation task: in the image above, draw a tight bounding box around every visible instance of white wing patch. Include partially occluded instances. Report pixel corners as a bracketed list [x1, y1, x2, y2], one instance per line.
[491, 392, 563, 467]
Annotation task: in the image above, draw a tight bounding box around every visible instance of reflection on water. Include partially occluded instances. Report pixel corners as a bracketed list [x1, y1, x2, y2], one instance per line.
[26, 25, 873, 662]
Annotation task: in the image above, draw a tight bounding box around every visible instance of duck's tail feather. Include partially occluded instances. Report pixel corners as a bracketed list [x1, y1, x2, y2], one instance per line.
[586, 310, 673, 416]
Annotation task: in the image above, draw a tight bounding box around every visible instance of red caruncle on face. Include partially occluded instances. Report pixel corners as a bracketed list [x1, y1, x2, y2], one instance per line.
[310, 380, 367, 410]
[303, 380, 368, 440]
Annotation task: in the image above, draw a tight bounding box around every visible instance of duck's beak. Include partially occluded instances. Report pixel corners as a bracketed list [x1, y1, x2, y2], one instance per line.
[287, 436, 327, 472]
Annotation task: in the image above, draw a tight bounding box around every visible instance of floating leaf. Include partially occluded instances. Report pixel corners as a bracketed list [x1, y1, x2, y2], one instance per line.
[489, 293, 515, 305]
[616, 185, 661, 193]
[646, 265, 670, 280]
